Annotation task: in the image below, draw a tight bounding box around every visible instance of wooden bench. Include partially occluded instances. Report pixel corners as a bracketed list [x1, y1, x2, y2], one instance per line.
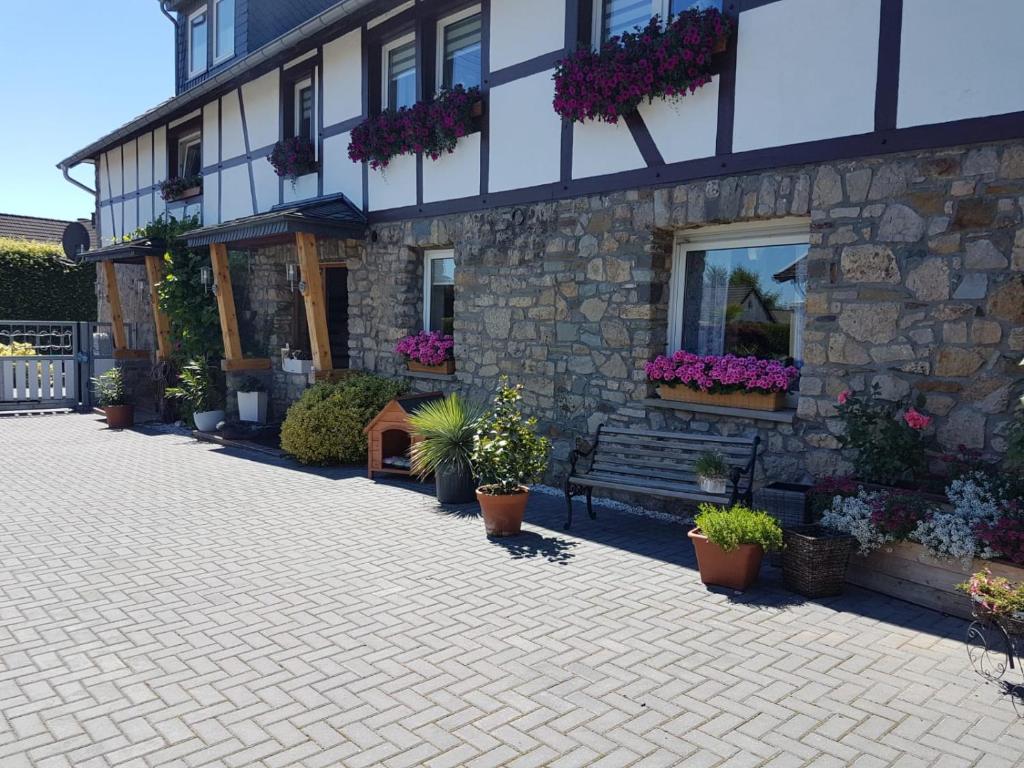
[563, 426, 760, 529]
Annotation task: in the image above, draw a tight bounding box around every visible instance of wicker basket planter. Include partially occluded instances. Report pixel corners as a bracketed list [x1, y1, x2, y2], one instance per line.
[782, 526, 855, 598]
[656, 385, 786, 411]
[407, 359, 455, 375]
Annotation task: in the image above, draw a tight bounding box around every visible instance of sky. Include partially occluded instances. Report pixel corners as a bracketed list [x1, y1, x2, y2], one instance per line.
[0, 1, 173, 223]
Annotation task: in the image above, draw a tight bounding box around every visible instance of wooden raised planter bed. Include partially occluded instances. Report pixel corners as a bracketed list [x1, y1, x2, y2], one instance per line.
[845, 541, 1024, 620]
[656, 384, 786, 412]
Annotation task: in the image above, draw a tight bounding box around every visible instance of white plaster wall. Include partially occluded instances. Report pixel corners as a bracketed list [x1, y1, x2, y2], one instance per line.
[241, 71, 281, 150]
[108, 150, 124, 197]
[123, 197, 138, 236]
[323, 29, 363, 126]
[368, 153, 417, 211]
[253, 161, 280, 213]
[203, 171, 220, 225]
[899, 0, 1024, 128]
[638, 77, 720, 164]
[573, 119, 644, 179]
[138, 133, 154, 189]
[489, 71, 562, 193]
[282, 172, 319, 205]
[490, 0, 565, 71]
[153, 127, 168, 184]
[203, 102, 220, 168]
[733, 0, 880, 151]
[220, 91, 246, 159]
[99, 204, 113, 245]
[98, 154, 111, 203]
[424, 133, 481, 203]
[122, 140, 138, 194]
[138, 193, 155, 229]
[323, 133, 363, 208]
[111, 202, 124, 240]
[220, 165, 254, 221]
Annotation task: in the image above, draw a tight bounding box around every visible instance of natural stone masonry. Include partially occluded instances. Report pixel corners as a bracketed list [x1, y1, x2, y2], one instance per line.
[0, 414, 1022, 767]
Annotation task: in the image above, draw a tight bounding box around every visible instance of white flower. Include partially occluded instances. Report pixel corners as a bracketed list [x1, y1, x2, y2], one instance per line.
[911, 473, 1006, 564]
[821, 491, 890, 555]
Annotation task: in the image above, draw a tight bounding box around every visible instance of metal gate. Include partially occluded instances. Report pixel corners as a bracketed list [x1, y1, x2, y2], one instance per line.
[0, 321, 90, 412]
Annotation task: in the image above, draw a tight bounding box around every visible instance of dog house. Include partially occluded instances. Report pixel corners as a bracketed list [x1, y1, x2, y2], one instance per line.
[363, 392, 444, 479]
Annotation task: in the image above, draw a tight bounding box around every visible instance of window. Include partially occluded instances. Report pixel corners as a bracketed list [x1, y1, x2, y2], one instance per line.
[187, 6, 208, 78]
[213, 0, 235, 63]
[436, 8, 482, 92]
[668, 222, 809, 367]
[294, 78, 314, 142]
[424, 251, 455, 334]
[382, 34, 417, 110]
[177, 132, 202, 178]
[594, 0, 721, 42]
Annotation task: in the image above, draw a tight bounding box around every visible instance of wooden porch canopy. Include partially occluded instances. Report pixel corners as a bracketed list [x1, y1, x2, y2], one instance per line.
[80, 238, 171, 361]
[182, 194, 366, 374]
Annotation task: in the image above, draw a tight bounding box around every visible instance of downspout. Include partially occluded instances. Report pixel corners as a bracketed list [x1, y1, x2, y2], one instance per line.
[60, 162, 96, 196]
[158, 0, 175, 25]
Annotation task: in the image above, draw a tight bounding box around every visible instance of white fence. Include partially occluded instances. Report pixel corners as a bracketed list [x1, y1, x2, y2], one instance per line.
[0, 356, 77, 403]
[0, 321, 86, 411]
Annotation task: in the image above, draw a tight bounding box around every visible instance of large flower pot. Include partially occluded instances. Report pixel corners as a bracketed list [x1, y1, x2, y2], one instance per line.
[407, 359, 456, 375]
[193, 409, 225, 432]
[237, 391, 268, 424]
[477, 485, 529, 537]
[688, 528, 765, 591]
[104, 405, 134, 429]
[436, 466, 476, 504]
[657, 385, 786, 411]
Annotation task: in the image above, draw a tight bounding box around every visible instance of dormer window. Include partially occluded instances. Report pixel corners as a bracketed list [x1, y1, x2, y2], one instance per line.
[213, 0, 235, 63]
[436, 7, 482, 92]
[594, 0, 721, 42]
[382, 34, 417, 111]
[188, 6, 208, 78]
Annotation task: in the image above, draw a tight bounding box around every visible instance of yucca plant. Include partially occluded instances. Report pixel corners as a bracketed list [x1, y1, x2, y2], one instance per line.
[408, 394, 485, 480]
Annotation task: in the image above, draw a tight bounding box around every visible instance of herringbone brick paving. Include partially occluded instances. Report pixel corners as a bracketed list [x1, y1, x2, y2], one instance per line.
[0, 414, 1020, 767]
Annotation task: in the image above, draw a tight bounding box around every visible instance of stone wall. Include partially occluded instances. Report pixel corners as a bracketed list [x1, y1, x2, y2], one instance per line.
[96, 263, 156, 354]
[349, 139, 1024, 487]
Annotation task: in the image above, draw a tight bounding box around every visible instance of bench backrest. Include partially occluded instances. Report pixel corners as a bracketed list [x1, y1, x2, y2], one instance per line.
[586, 425, 759, 488]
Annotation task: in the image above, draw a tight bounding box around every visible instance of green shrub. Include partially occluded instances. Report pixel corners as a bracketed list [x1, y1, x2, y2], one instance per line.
[280, 374, 408, 465]
[166, 359, 224, 422]
[694, 503, 783, 552]
[472, 380, 550, 495]
[0, 238, 96, 320]
[92, 367, 129, 407]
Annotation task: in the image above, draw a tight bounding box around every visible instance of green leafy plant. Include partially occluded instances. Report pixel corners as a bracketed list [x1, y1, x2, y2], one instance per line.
[835, 384, 930, 486]
[408, 394, 485, 480]
[695, 451, 729, 480]
[694, 503, 783, 552]
[166, 359, 223, 417]
[92, 367, 129, 407]
[159, 174, 203, 202]
[280, 374, 408, 465]
[237, 376, 265, 393]
[472, 380, 550, 495]
[958, 569, 1024, 617]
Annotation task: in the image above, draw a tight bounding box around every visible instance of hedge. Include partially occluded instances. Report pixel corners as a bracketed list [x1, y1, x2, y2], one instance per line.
[0, 238, 97, 321]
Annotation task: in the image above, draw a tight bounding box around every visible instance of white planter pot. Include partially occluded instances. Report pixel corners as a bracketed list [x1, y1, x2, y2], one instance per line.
[698, 476, 728, 495]
[193, 409, 225, 432]
[282, 357, 313, 375]
[237, 391, 268, 424]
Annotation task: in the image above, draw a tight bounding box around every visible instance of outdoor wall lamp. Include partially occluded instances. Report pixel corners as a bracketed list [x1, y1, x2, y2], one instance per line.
[200, 265, 212, 295]
[286, 262, 298, 292]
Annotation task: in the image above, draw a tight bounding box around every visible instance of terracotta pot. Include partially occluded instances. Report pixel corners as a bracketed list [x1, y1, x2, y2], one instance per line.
[104, 404, 134, 429]
[688, 528, 764, 591]
[476, 485, 529, 536]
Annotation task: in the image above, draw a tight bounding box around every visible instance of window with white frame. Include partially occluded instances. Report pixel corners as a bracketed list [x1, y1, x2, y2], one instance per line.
[668, 221, 809, 366]
[424, 250, 455, 334]
[187, 6, 208, 78]
[293, 77, 314, 142]
[213, 0, 235, 63]
[383, 34, 417, 110]
[593, 0, 721, 42]
[436, 7, 482, 92]
[177, 132, 202, 178]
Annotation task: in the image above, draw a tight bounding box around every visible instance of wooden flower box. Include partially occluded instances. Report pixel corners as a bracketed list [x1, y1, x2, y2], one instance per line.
[845, 541, 1024, 620]
[657, 384, 786, 411]
[407, 359, 455, 375]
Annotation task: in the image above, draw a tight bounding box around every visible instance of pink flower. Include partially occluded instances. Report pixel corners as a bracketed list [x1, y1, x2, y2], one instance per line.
[903, 407, 932, 431]
[838, 390, 851, 405]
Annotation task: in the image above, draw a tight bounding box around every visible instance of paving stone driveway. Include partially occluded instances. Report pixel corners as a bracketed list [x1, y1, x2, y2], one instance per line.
[1, 414, 1021, 768]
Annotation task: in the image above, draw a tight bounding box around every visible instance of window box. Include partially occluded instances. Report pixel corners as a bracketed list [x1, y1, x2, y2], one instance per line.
[407, 359, 455, 375]
[656, 384, 787, 412]
[159, 175, 203, 202]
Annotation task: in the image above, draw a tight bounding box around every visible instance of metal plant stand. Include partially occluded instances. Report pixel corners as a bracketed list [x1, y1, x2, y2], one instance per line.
[965, 603, 1024, 716]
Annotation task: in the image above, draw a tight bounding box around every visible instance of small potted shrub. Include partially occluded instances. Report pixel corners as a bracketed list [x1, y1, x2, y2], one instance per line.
[472, 381, 550, 536]
[167, 359, 225, 432]
[282, 348, 313, 375]
[695, 451, 729, 495]
[236, 375, 268, 424]
[408, 393, 484, 504]
[688, 503, 783, 591]
[93, 367, 133, 429]
[396, 331, 455, 375]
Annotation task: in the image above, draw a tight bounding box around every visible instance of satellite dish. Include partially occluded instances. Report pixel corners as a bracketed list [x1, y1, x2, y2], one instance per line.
[62, 221, 91, 261]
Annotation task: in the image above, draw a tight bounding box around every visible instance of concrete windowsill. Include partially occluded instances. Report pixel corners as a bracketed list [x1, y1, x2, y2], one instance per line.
[641, 397, 797, 424]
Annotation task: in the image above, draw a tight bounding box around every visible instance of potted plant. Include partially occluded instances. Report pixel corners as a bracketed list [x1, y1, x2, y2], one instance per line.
[644, 352, 799, 412]
[396, 331, 455, 375]
[688, 503, 783, 591]
[695, 451, 729, 495]
[269, 136, 318, 181]
[159, 174, 203, 202]
[236, 375, 268, 424]
[959, 569, 1024, 634]
[92, 367, 133, 429]
[472, 381, 551, 537]
[282, 348, 313, 375]
[167, 359, 225, 432]
[408, 393, 484, 504]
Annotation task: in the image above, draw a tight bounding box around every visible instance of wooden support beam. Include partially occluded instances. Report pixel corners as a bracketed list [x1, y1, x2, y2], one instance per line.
[295, 232, 333, 372]
[209, 243, 244, 363]
[144, 255, 173, 361]
[101, 261, 128, 352]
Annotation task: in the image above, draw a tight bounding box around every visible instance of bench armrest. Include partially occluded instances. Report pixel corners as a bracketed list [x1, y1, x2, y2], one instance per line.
[569, 437, 595, 473]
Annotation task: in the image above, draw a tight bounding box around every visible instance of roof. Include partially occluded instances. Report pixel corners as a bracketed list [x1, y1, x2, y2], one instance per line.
[182, 194, 366, 247]
[0, 213, 97, 247]
[79, 237, 166, 265]
[58, 0, 377, 169]
[362, 392, 445, 433]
